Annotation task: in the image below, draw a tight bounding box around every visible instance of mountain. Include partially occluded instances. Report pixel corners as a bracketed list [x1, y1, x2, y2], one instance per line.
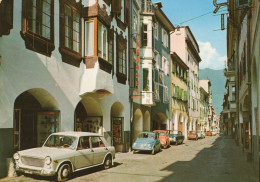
[199, 68, 226, 115]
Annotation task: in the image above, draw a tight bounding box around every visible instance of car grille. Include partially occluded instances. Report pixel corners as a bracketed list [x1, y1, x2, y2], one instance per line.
[21, 156, 45, 168]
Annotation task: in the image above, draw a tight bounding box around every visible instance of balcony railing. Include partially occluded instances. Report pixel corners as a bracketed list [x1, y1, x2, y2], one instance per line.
[142, 0, 153, 13]
[141, 91, 155, 106]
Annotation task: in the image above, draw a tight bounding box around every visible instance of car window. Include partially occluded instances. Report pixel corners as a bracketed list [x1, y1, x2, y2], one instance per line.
[159, 132, 165, 136]
[78, 136, 90, 150]
[172, 131, 178, 135]
[178, 131, 182, 135]
[44, 135, 77, 149]
[91, 136, 105, 148]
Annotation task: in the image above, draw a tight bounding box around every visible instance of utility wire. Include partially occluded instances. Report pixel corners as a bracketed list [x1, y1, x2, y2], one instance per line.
[178, 7, 227, 25]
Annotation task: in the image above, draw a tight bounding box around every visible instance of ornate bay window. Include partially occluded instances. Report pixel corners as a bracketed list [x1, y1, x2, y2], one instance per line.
[84, 17, 114, 73]
[21, 0, 54, 56]
[116, 33, 127, 84]
[59, 0, 82, 67]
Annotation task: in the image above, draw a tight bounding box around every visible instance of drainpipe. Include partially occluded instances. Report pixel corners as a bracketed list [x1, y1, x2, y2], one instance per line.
[129, 0, 134, 152]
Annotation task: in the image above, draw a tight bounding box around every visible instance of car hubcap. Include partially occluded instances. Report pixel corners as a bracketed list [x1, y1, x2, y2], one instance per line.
[62, 168, 68, 178]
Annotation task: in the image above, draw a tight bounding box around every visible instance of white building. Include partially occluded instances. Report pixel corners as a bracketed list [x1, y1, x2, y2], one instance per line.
[171, 26, 201, 132]
[0, 0, 130, 177]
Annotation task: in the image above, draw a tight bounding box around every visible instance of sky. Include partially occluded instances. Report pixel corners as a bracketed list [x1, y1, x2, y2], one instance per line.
[152, 0, 228, 70]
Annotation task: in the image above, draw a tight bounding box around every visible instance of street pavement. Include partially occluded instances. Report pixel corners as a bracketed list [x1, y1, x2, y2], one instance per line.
[0, 134, 258, 182]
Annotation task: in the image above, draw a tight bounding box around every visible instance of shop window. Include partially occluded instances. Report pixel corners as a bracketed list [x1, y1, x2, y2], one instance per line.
[116, 34, 127, 84]
[21, 0, 54, 56]
[59, 0, 82, 67]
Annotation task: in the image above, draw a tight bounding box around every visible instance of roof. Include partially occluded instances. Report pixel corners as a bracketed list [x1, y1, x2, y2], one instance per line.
[154, 2, 175, 32]
[52, 131, 102, 137]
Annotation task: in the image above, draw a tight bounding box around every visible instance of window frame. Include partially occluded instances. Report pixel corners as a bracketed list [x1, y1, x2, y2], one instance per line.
[116, 33, 127, 84]
[59, 0, 82, 67]
[21, 0, 55, 56]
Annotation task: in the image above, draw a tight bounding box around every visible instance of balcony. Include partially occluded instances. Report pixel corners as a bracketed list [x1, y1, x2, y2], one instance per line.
[79, 56, 114, 98]
[141, 91, 155, 106]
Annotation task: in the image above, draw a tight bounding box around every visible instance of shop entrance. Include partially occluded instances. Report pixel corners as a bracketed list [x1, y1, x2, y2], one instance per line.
[152, 112, 168, 130]
[13, 89, 59, 152]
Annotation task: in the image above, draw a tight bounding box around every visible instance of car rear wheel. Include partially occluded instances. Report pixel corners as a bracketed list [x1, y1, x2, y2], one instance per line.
[57, 163, 71, 182]
[103, 156, 112, 170]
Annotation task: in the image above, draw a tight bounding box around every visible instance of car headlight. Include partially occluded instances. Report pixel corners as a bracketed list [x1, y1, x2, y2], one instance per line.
[133, 143, 136, 147]
[45, 156, 52, 165]
[13, 153, 19, 160]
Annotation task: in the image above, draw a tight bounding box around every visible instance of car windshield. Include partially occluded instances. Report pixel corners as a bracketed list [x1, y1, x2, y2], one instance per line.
[172, 131, 178, 134]
[159, 132, 165, 136]
[44, 135, 78, 150]
[138, 133, 155, 139]
[189, 131, 196, 134]
[197, 131, 201, 134]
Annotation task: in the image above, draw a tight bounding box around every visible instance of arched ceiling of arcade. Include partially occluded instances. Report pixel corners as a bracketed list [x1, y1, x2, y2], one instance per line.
[15, 88, 59, 109]
[80, 96, 102, 116]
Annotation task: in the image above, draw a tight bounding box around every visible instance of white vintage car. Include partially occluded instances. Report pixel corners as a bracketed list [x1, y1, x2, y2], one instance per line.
[13, 132, 115, 181]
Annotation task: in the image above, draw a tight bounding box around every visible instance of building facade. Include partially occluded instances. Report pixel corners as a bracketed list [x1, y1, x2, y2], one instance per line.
[171, 26, 201, 133]
[199, 79, 211, 132]
[151, 2, 174, 131]
[170, 52, 189, 138]
[0, 0, 131, 177]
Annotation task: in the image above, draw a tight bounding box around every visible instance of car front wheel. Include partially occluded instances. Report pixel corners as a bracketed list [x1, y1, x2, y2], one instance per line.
[103, 156, 112, 169]
[57, 163, 71, 182]
[151, 148, 155, 155]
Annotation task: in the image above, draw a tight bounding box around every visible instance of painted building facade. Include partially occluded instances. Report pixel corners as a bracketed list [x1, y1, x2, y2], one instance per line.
[170, 52, 189, 138]
[171, 26, 201, 133]
[151, 2, 174, 131]
[0, 0, 131, 177]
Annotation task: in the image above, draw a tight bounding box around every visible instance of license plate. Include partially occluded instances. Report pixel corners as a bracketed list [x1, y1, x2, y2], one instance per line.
[24, 170, 33, 174]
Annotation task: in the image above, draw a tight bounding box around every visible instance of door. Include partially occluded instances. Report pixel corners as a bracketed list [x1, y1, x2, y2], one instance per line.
[91, 136, 108, 165]
[74, 136, 93, 169]
[112, 117, 124, 152]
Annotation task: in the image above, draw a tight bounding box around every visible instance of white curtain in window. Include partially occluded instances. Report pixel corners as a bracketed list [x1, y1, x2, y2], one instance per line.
[85, 20, 94, 56]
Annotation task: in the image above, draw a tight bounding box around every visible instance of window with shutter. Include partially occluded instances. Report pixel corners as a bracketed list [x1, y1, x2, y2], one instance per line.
[143, 68, 149, 91]
[111, 0, 121, 14]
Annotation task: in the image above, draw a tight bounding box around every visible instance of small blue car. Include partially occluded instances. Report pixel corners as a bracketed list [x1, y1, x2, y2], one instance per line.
[132, 132, 161, 155]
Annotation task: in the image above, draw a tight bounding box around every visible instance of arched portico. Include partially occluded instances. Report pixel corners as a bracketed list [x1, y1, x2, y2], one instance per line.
[13, 88, 59, 152]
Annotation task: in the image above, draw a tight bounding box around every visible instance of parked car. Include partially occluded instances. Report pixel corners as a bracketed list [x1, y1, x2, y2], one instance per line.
[132, 132, 161, 155]
[153, 130, 170, 149]
[169, 130, 184, 145]
[13, 132, 115, 181]
[212, 131, 217, 136]
[197, 131, 205, 139]
[187, 131, 198, 140]
[205, 131, 213, 136]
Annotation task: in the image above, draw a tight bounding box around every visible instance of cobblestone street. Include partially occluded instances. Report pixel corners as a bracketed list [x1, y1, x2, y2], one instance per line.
[1, 135, 257, 182]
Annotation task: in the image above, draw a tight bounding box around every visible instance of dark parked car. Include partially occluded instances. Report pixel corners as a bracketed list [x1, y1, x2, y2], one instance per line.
[169, 130, 184, 145]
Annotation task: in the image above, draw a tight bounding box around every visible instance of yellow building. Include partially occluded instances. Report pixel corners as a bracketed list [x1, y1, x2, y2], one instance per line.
[170, 52, 189, 138]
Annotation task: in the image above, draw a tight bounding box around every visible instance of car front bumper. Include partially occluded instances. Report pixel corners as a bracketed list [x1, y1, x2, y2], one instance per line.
[15, 164, 56, 177]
